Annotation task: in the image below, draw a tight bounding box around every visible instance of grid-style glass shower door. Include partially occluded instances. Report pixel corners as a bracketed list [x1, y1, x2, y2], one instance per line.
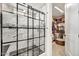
[0, 3, 45, 56]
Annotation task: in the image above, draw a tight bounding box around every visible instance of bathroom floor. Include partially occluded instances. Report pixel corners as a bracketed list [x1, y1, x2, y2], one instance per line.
[52, 42, 65, 56]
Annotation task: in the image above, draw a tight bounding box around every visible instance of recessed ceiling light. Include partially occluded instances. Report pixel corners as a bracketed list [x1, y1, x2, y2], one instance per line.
[54, 6, 64, 13]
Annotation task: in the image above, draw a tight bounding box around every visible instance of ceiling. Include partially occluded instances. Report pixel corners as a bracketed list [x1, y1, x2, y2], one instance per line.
[52, 3, 65, 17]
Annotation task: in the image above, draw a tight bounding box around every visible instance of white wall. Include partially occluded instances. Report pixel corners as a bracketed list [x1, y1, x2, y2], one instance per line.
[45, 4, 53, 56]
[65, 4, 79, 56]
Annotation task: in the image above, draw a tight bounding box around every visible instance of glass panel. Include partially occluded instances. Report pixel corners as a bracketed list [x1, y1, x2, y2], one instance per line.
[40, 37, 44, 45]
[34, 20, 39, 28]
[40, 13, 44, 20]
[40, 29, 44, 36]
[40, 45, 44, 54]
[18, 52, 27, 56]
[29, 29, 32, 38]
[18, 41, 27, 56]
[34, 29, 39, 37]
[34, 38, 39, 47]
[1, 3, 45, 56]
[0, 4, 1, 56]
[29, 9, 32, 17]
[18, 29, 27, 40]
[0, 24, 1, 56]
[18, 4, 27, 16]
[18, 15, 27, 27]
[34, 11, 39, 19]
[2, 3, 16, 13]
[3, 28, 16, 43]
[29, 18, 32, 28]
[2, 42, 17, 56]
[34, 47, 39, 56]
[0, 28, 1, 56]
[2, 12, 16, 27]
[28, 49, 33, 56]
[28, 40, 33, 49]
[40, 21, 44, 28]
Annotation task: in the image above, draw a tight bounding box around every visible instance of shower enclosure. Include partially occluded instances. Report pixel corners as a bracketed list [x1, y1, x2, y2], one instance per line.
[0, 3, 45, 56]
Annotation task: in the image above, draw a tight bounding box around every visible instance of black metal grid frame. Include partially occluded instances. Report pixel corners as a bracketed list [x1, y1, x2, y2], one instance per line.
[0, 3, 45, 56]
[0, 3, 3, 56]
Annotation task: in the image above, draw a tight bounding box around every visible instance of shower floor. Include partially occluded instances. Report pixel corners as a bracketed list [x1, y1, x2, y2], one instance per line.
[3, 45, 44, 56]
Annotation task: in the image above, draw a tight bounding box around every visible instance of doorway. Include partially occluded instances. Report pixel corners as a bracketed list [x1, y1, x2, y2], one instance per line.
[52, 3, 65, 56]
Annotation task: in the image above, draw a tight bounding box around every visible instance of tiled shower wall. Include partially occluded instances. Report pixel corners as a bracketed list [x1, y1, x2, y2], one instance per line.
[0, 3, 45, 56]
